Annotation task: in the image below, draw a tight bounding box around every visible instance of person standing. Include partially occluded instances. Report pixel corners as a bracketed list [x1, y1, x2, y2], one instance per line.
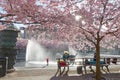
[46, 58, 49, 66]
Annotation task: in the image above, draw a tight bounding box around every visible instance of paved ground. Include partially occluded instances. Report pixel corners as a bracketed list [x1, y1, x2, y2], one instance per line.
[1, 62, 120, 80]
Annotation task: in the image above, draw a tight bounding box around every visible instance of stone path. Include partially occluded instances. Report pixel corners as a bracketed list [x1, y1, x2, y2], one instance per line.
[1, 70, 120, 80]
[1, 62, 120, 80]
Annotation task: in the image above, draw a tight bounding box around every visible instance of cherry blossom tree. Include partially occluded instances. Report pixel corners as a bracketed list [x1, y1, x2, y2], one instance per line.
[16, 38, 28, 49]
[0, 0, 120, 80]
[68, 0, 120, 79]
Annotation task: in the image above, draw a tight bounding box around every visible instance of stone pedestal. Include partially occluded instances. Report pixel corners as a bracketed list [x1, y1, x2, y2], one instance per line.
[0, 28, 19, 71]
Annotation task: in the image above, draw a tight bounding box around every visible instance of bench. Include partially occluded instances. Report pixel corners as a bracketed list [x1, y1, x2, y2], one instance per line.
[81, 58, 110, 74]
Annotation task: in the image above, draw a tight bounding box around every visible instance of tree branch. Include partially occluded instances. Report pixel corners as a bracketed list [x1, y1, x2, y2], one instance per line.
[84, 33, 96, 45]
[0, 20, 42, 25]
[98, 0, 108, 33]
[0, 14, 15, 19]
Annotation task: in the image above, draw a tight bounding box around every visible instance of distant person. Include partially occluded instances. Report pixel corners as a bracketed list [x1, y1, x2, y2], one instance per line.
[85, 59, 90, 65]
[62, 51, 69, 62]
[93, 52, 96, 61]
[46, 58, 49, 66]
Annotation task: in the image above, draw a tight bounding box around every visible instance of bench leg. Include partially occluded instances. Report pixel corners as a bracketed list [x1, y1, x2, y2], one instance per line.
[89, 66, 92, 70]
[105, 65, 109, 72]
[101, 65, 109, 73]
[83, 66, 87, 74]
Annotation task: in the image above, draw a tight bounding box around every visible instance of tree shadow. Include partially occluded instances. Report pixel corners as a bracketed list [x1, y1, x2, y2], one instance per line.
[50, 73, 120, 80]
[50, 74, 94, 80]
[54, 66, 69, 77]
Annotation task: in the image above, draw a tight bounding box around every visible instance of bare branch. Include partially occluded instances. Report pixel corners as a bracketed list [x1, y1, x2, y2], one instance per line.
[84, 33, 96, 45]
[0, 20, 42, 25]
[0, 14, 15, 19]
[7, 0, 13, 10]
[98, 0, 108, 33]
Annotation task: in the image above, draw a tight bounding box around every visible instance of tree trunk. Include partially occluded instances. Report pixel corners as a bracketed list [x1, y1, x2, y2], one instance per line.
[95, 41, 101, 80]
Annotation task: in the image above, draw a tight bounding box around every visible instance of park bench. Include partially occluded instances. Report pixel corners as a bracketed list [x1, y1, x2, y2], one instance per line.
[77, 58, 110, 74]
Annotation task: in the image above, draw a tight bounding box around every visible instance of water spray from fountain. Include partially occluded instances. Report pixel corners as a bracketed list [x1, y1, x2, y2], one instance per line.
[26, 39, 48, 62]
[25, 39, 57, 67]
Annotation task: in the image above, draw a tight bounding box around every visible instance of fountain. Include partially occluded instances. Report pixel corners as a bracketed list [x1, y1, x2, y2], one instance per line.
[25, 39, 57, 67]
[26, 39, 51, 62]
